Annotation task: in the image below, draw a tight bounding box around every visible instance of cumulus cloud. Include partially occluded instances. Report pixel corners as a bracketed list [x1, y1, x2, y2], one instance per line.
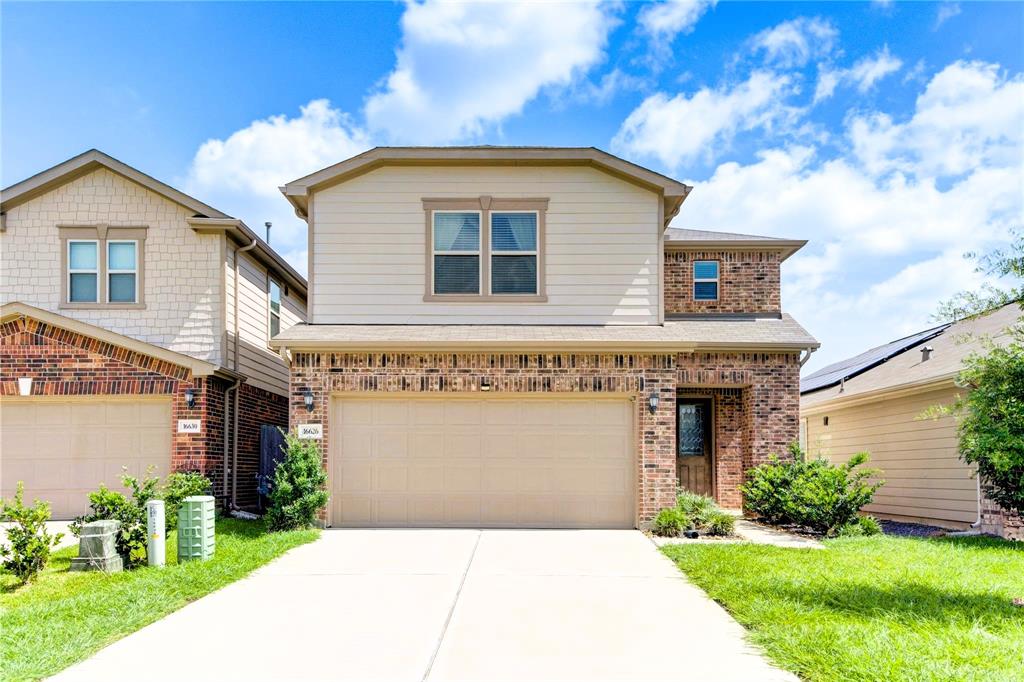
[364, 0, 618, 143]
[611, 71, 796, 169]
[637, 0, 716, 61]
[750, 17, 838, 68]
[814, 46, 903, 103]
[184, 100, 372, 274]
[672, 60, 1022, 371]
[935, 2, 962, 28]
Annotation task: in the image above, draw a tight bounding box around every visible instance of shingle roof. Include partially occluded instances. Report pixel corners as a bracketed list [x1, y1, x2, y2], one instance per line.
[801, 303, 1023, 409]
[664, 228, 807, 260]
[666, 228, 791, 242]
[271, 315, 819, 351]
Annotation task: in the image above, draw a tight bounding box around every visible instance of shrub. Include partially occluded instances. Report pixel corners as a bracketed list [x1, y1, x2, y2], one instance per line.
[741, 448, 884, 537]
[162, 471, 212, 532]
[71, 470, 160, 568]
[703, 510, 736, 536]
[0, 483, 63, 584]
[676, 491, 718, 526]
[265, 431, 329, 531]
[651, 508, 690, 537]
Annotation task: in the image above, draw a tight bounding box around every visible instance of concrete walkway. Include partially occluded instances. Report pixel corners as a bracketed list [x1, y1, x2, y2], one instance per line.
[53, 529, 795, 682]
[0, 521, 76, 552]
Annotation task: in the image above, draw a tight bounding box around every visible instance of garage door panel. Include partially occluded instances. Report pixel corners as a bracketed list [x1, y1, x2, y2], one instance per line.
[330, 396, 634, 528]
[1, 398, 172, 519]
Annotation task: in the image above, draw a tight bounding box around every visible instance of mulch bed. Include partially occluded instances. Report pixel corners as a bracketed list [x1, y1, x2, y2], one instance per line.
[879, 519, 952, 537]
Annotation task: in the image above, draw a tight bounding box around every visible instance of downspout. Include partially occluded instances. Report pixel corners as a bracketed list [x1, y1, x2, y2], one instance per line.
[229, 238, 258, 509]
[799, 347, 816, 367]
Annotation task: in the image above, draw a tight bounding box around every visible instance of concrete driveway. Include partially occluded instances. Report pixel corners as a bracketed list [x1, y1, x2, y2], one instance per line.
[54, 530, 794, 682]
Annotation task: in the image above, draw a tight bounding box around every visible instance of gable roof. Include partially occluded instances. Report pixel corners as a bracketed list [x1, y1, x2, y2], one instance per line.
[280, 146, 693, 222]
[1, 149, 307, 296]
[801, 302, 1022, 409]
[665, 227, 807, 260]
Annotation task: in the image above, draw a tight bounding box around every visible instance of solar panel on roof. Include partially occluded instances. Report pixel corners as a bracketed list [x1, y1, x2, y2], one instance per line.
[800, 324, 951, 394]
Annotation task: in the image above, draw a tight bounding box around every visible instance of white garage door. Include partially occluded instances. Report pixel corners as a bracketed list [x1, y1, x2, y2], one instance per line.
[330, 396, 636, 528]
[1, 398, 172, 519]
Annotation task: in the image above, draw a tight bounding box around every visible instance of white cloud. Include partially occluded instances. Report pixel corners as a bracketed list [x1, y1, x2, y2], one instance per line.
[814, 46, 902, 103]
[750, 17, 838, 68]
[935, 2, 962, 29]
[672, 60, 1022, 371]
[638, 0, 716, 59]
[611, 71, 796, 169]
[364, 0, 618, 143]
[184, 99, 372, 275]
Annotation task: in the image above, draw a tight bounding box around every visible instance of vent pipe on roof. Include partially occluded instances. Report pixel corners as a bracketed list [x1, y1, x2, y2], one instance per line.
[921, 346, 934, 362]
[264, 221, 272, 245]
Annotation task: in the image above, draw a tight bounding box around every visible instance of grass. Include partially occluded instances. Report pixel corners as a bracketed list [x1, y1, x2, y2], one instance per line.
[662, 535, 1024, 682]
[0, 518, 318, 681]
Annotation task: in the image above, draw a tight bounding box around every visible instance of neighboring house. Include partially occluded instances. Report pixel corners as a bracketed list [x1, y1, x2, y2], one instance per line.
[801, 303, 1023, 540]
[270, 147, 818, 528]
[0, 150, 307, 518]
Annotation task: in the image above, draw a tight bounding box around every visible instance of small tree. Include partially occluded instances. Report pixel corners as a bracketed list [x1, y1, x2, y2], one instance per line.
[936, 230, 1022, 321]
[0, 483, 64, 584]
[265, 431, 328, 531]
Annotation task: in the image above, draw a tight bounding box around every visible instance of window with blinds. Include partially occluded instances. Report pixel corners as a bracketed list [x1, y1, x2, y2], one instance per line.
[433, 211, 481, 295]
[693, 260, 719, 301]
[490, 211, 538, 295]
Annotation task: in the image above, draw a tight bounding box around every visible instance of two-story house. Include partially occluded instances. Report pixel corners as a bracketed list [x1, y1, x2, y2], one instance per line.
[269, 147, 818, 528]
[1, 150, 306, 518]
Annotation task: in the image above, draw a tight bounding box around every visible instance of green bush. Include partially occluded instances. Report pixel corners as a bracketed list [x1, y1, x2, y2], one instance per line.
[741, 447, 884, 536]
[703, 510, 736, 536]
[837, 515, 884, 538]
[651, 508, 690, 537]
[676, 490, 718, 525]
[162, 471, 212, 532]
[71, 470, 160, 568]
[265, 431, 329, 531]
[0, 482, 64, 584]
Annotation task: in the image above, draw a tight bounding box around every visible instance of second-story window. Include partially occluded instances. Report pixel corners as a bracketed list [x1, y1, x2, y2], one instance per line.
[693, 260, 719, 301]
[107, 241, 138, 303]
[68, 240, 99, 303]
[269, 278, 282, 338]
[490, 212, 538, 295]
[432, 211, 481, 295]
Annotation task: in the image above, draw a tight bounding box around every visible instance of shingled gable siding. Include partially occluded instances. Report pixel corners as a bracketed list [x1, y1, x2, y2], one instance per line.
[289, 351, 679, 524]
[665, 250, 781, 315]
[0, 315, 228, 501]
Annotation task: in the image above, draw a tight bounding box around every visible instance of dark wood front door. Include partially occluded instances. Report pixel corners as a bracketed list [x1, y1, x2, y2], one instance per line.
[677, 399, 713, 496]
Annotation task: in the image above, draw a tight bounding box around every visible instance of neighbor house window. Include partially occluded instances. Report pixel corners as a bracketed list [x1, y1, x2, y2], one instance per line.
[68, 240, 99, 303]
[423, 197, 548, 301]
[490, 212, 538, 295]
[269, 278, 282, 338]
[693, 260, 719, 301]
[60, 225, 146, 308]
[106, 241, 138, 303]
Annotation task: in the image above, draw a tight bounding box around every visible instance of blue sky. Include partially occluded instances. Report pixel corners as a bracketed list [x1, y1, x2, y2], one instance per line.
[3, 1, 1022, 373]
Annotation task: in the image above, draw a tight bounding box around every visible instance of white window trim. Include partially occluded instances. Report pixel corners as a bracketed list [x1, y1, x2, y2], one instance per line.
[489, 210, 539, 296]
[431, 209, 483, 296]
[67, 239, 99, 303]
[106, 240, 139, 304]
[268, 276, 282, 345]
[693, 260, 720, 302]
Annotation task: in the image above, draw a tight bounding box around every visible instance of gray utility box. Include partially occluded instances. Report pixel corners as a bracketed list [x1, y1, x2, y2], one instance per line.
[71, 520, 124, 573]
[178, 495, 216, 562]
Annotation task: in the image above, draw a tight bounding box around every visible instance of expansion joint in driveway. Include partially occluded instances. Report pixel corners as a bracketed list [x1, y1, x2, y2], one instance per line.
[422, 529, 482, 681]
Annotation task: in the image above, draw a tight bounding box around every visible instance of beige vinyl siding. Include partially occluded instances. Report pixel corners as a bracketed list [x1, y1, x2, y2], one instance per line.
[804, 386, 976, 528]
[311, 166, 661, 325]
[225, 248, 305, 395]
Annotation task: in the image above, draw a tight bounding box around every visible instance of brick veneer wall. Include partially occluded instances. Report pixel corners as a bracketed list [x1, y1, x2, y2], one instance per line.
[981, 493, 1024, 541]
[289, 351, 680, 524]
[1, 315, 227, 501]
[232, 383, 289, 510]
[665, 250, 782, 315]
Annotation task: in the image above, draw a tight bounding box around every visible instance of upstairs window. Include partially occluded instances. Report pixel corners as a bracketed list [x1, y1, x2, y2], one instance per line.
[490, 212, 538, 295]
[107, 241, 138, 303]
[269, 278, 282, 338]
[68, 240, 99, 303]
[693, 260, 719, 301]
[432, 211, 481, 295]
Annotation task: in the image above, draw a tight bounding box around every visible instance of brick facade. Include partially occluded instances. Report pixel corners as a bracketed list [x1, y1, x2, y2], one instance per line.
[981, 492, 1024, 541]
[287, 349, 801, 524]
[665, 250, 781, 315]
[232, 382, 289, 510]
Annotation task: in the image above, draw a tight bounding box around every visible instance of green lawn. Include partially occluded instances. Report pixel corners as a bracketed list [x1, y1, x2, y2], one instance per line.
[0, 518, 318, 681]
[662, 535, 1024, 682]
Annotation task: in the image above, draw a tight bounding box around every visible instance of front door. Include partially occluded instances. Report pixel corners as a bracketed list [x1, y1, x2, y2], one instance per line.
[676, 399, 713, 497]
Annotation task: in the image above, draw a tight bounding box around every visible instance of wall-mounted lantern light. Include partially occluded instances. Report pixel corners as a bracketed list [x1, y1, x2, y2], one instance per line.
[647, 390, 660, 414]
[17, 377, 33, 397]
[184, 388, 197, 409]
[303, 387, 315, 412]
[480, 377, 491, 392]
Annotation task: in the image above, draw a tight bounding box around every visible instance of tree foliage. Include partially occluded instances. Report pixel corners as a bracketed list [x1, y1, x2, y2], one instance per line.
[265, 431, 329, 531]
[936, 229, 1023, 321]
[0, 483, 64, 584]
